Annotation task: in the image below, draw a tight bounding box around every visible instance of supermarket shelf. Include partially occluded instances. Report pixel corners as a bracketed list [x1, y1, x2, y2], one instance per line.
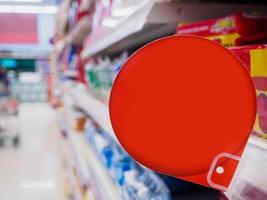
[71, 84, 267, 151]
[71, 85, 118, 143]
[81, 0, 156, 59]
[59, 103, 123, 200]
[58, 105, 91, 186]
[69, 134, 91, 186]
[81, 1, 267, 58]
[248, 135, 267, 150]
[71, 133, 123, 200]
[64, 86, 267, 200]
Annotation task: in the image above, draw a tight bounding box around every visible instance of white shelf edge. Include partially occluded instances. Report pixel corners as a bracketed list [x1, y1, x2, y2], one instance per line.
[81, 1, 267, 59]
[59, 107, 122, 200]
[81, 0, 154, 59]
[74, 134, 123, 200]
[71, 87, 119, 144]
[72, 85, 267, 152]
[248, 135, 267, 150]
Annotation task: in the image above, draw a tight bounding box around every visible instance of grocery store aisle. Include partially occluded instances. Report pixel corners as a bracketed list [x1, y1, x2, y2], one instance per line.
[0, 103, 64, 200]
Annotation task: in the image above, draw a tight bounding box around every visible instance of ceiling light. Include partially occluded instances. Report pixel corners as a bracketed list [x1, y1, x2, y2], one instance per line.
[0, 0, 42, 2]
[0, 5, 58, 14]
[14, 0, 43, 2]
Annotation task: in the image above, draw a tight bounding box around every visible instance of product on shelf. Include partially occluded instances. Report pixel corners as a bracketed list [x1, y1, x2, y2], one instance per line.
[179, 18, 267, 139]
[72, 107, 87, 132]
[83, 119, 170, 200]
[58, 107, 93, 200]
[177, 12, 267, 47]
[91, 0, 112, 31]
[85, 53, 128, 101]
[257, 94, 267, 134]
[178, 15, 237, 47]
[52, 0, 95, 88]
[230, 44, 267, 138]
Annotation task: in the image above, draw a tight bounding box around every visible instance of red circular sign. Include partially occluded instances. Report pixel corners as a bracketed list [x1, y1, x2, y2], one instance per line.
[109, 36, 256, 178]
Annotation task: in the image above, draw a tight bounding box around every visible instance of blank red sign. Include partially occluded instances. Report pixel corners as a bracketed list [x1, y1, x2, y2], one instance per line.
[109, 36, 256, 190]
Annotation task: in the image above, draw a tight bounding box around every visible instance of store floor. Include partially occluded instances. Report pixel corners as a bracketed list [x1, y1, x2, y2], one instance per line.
[0, 103, 65, 200]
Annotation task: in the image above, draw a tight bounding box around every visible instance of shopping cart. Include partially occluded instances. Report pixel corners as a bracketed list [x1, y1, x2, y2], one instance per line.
[0, 95, 20, 147]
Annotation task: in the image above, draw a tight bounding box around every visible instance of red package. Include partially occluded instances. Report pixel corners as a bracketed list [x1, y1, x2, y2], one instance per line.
[177, 12, 267, 47]
[235, 12, 267, 46]
[257, 94, 267, 133]
[177, 15, 237, 47]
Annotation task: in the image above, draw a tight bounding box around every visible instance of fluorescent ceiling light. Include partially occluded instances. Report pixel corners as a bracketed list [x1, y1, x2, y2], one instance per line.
[0, 0, 42, 2]
[0, 5, 58, 14]
[14, 0, 42, 2]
